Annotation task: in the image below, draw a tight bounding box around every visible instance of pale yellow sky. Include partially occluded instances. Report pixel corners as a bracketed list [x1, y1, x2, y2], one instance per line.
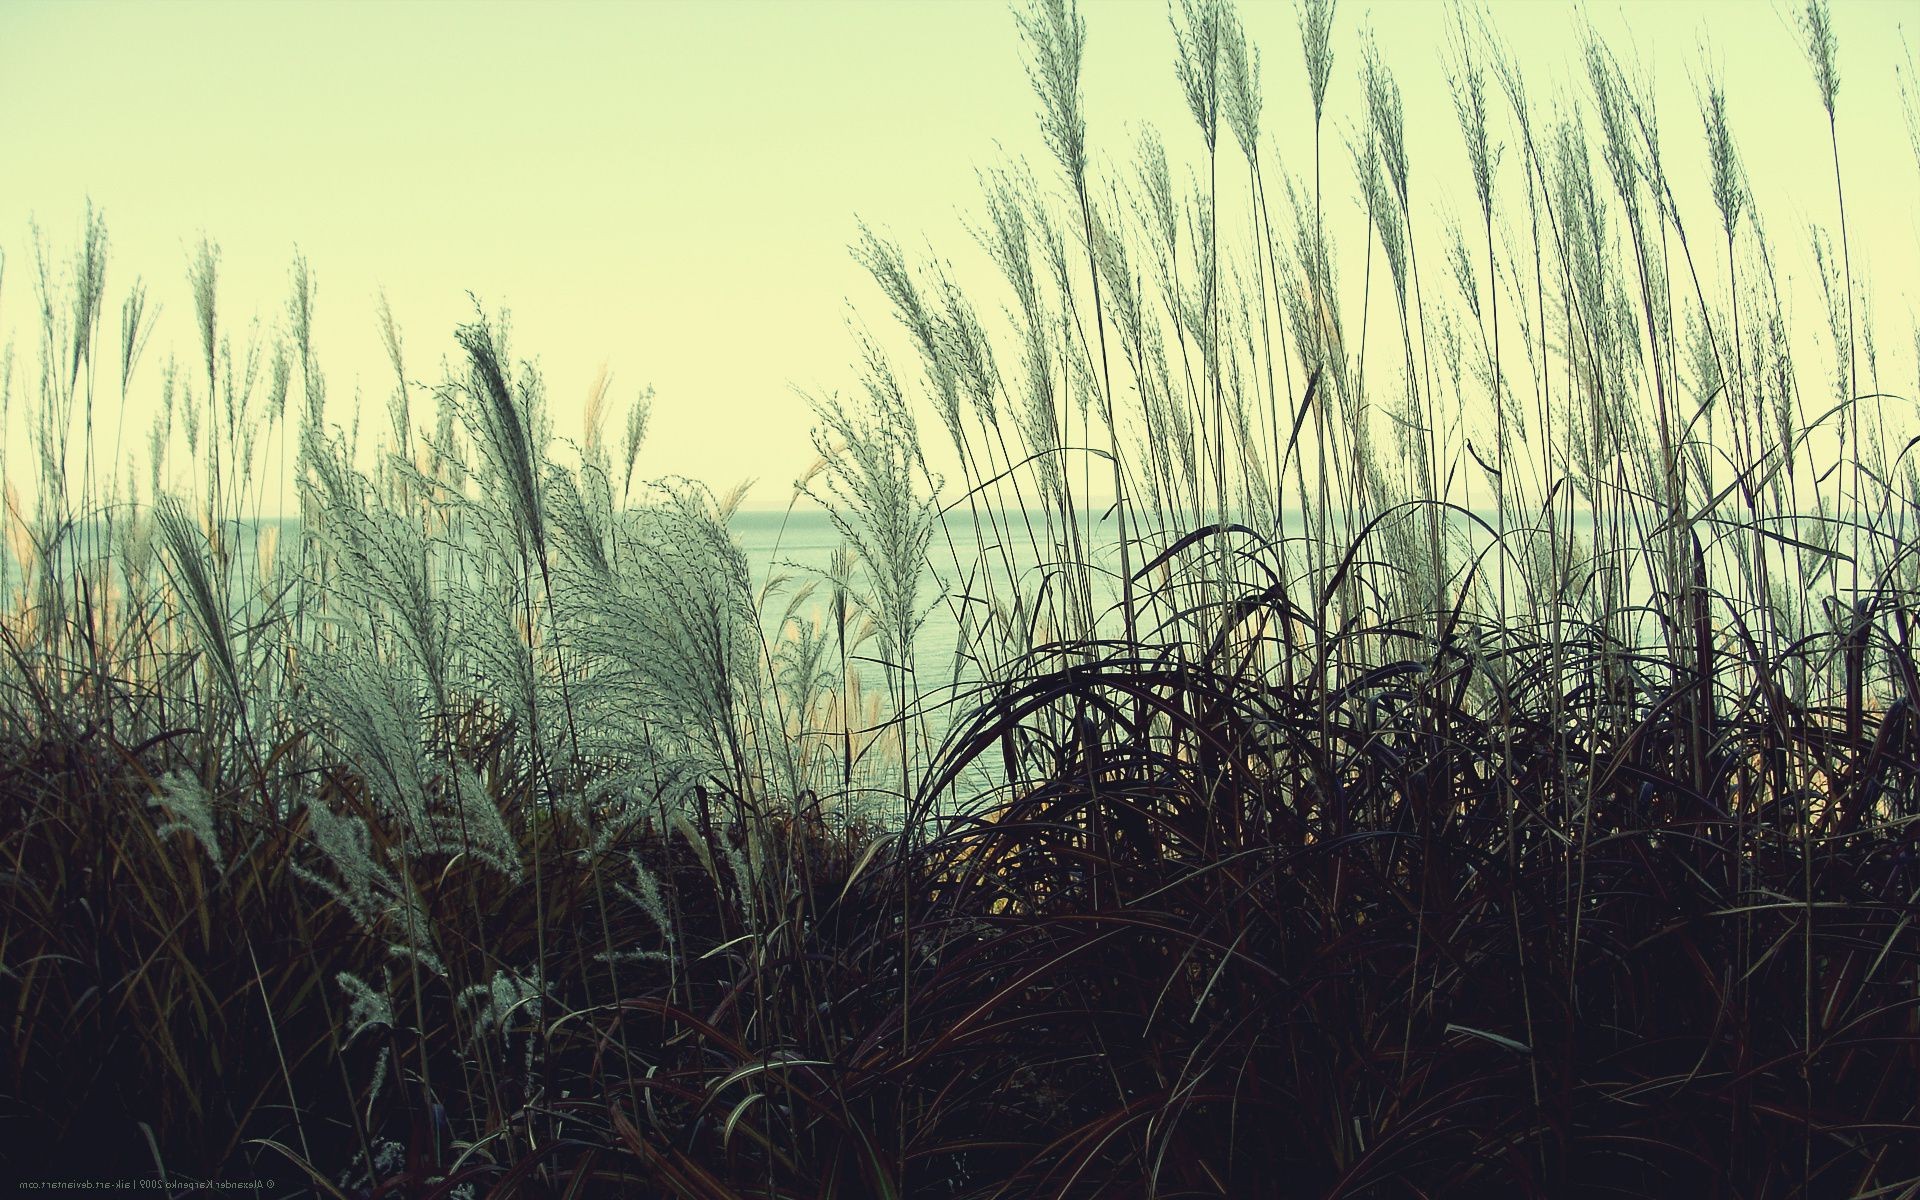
[2, 0, 1916, 512]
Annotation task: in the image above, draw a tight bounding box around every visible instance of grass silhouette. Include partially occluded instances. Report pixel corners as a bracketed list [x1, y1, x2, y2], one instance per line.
[5, 1, 1920, 1195]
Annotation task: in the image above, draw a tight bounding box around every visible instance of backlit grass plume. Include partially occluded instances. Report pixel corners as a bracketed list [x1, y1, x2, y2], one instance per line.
[4, 1, 1920, 1195]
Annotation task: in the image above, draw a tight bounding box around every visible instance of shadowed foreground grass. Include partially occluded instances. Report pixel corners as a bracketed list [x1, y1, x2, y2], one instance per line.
[7, 0, 1920, 1193]
[6, 606, 1920, 1196]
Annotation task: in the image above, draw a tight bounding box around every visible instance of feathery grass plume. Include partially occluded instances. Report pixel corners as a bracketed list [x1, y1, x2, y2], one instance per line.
[375, 291, 410, 461]
[1170, 0, 1227, 540]
[545, 455, 615, 584]
[977, 164, 1042, 327]
[1698, 65, 1744, 243]
[719, 841, 759, 931]
[1696, 54, 1752, 636]
[1087, 200, 1154, 442]
[807, 371, 937, 697]
[458, 968, 543, 1085]
[1362, 37, 1409, 218]
[573, 478, 759, 776]
[1447, 6, 1500, 227]
[117, 277, 153, 399]
[1357, 38, 1431, 614]
[292, 797, 416, 942]
[1794, 0, 1859, 618]
[439, 756, 522, 879]
[1128, 158, 1200, 537]
[1013, 0, 1144, 645]
[1443, 7, 1505, 627]
[619, 385, 653, 504]
[185, 239, 224, 523]
[1354, 117, 1408, 307]
[459, 968, 543, 1043]
[153, 494, 244, 716]
[1684, 311, 1722, 408]
[286, 252, 324, 428]
[1296, 0, 1336, 121]
[147, 771, 223, 867]
[454, 314, 547, 565]
[1582, 35, 1646, 240]
[336, 970, 394, 1044]
[297, 643, 516, 874]
[983, 166, 1075, 518]
[1171, 0, 1223, 154]
[1134, 126, 1179, 266]
[621, 852, 676, 947]
[67, 205, 108, 393]
[1090, 189, 1190, 541]
[582, 361, 611, 456]
[454, 569, 545, 736]
[188, 239, 218, 392]
[1899, 32, 1920, 173]
[115, 506, 157, 603]
[807, 362, 938, 833]
[3, 483, 34, 618]
[0, 361, 15, 609]
[972, 164, 1069, 545]
[333, 968, 396, 1125]
[418, 386, 469, 501]
[855, 223, 963, 449]
[264, 339, 291, 427]
[1219, 0, 1295, 548]
[1014, 0, 1088, 189]
[1220, 2, 1261, 161]
[301, 425, 439, 644]
[771, 592, 839, 786]
[1795, 0, 1839, 119]
[932, 269, 1002, 430]
[1811, 226, 1850, 405]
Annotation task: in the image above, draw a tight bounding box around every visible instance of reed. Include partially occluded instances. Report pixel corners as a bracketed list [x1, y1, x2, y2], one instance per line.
[4, 0, 1920, 1195]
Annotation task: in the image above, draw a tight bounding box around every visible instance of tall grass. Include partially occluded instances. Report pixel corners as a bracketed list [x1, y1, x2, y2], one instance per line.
[5, 0, 1920, 1195]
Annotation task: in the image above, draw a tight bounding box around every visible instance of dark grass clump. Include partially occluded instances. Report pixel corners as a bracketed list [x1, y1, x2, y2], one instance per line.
[7, 0, 1920, 1195]
[8, 586, 1920, 1196]
[519, 605, 1920, 1198]
[0, 712, 895, 1191]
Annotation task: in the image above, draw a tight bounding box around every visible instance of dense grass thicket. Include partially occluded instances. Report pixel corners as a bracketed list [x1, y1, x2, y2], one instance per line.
[7, 0, 1920, 1195]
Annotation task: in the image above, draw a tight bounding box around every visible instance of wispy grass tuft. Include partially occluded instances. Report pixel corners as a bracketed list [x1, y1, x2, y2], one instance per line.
[4, 2, 1920, 1195]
